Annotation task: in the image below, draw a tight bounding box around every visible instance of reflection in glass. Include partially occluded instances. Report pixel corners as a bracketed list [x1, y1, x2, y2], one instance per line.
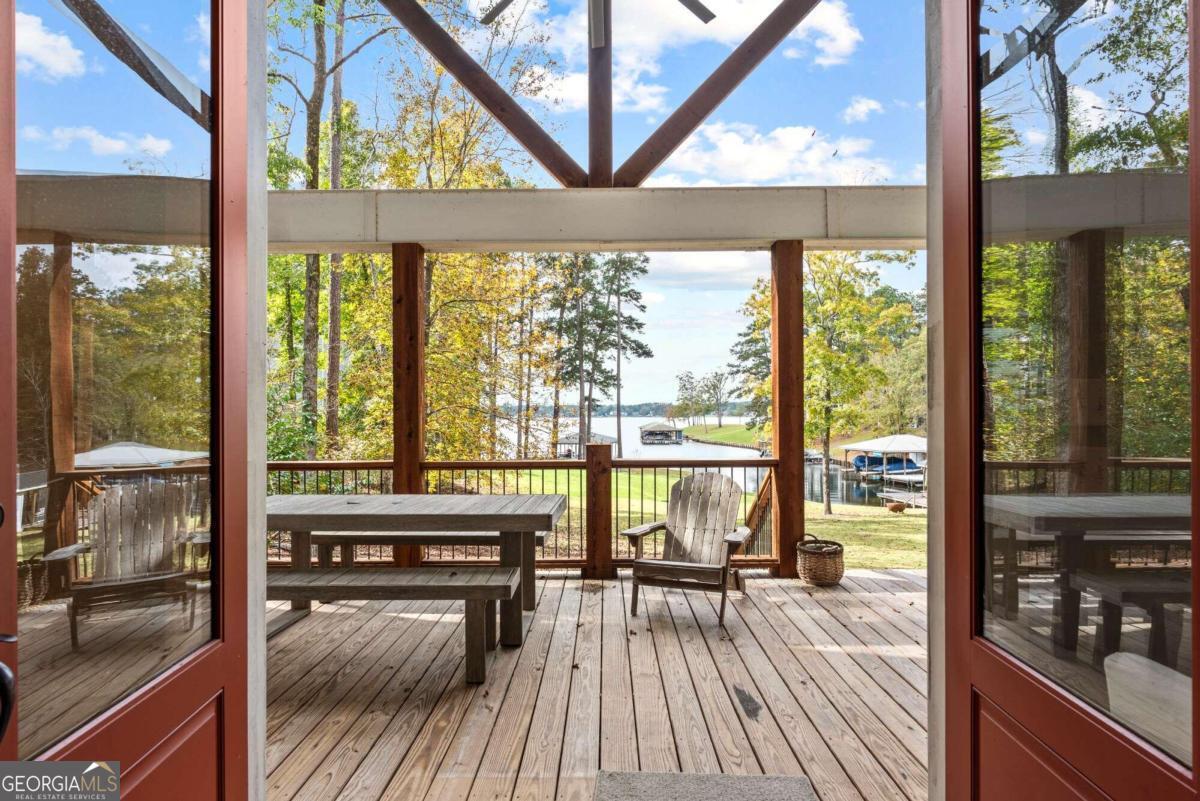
[978, 0, 1192, 764]
[15, 0, 213, 757]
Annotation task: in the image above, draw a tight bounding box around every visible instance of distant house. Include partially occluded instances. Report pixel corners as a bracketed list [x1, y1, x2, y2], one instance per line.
[639, 421, 684, 445]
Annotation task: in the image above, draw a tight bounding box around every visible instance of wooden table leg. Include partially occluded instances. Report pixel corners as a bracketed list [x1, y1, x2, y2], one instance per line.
[291, 530, 312, 612]
[499, 530, 523, 646]
[520, 531, 536, 611]
[1148, 601, 1168, 664]
[1002, 528, 1019, 620]
[485, 599, 497, 651]
[1055, 534, 1083, 657]
[1095, 600, 1123, 667]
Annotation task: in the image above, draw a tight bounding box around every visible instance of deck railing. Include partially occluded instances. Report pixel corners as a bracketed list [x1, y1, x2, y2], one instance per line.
[266, 448, 780, 571]
[985, 457, 1190, 495]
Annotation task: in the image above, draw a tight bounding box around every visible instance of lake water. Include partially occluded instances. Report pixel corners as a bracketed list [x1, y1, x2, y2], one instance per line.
[569, 416, 889, 506]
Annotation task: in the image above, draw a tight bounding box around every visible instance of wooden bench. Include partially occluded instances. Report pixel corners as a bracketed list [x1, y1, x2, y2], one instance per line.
[1068, 568, 1191, 666]
[309, 530, 548, 567]
[266, 566, 519, 683]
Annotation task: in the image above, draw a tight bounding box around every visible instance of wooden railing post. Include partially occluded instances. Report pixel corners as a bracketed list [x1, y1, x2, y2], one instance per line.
[584, 443, 614, 579]
[771, 240, 804, 577]
[392, 242, 425, 567]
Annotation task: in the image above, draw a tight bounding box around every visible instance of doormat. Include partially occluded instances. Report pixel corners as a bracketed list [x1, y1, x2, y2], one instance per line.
[593, 771, 818, 801]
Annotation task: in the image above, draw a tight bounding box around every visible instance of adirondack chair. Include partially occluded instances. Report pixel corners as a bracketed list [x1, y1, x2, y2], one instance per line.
[44, 478, 199, 648]
[621, 473, 751, 625]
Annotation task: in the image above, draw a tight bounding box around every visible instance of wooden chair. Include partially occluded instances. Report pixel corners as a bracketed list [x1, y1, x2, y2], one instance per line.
[44, 478, 200, 648]
[621, 473, 751, 625]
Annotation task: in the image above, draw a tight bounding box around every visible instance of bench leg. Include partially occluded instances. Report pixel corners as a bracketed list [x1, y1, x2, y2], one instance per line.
[290, 531, 312, 611]
[341, 543, 355, 567]
[486, 600, 497, 651]
[317, 544, 334, 569]
[465, 599, 488, 683]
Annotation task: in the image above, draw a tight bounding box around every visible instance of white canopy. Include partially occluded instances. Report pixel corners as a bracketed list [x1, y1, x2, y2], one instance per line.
[840, 434, 927, 454]
[74, 442, 208, 469]
[639, 422, 681, 432]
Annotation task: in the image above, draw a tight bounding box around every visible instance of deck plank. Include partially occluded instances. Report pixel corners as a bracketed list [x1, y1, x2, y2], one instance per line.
[256, 573, 932, 801]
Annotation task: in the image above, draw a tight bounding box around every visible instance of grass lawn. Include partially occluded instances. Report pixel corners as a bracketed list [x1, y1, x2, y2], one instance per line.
[681, 423, 762, 447]
[805, 501, 927, 569]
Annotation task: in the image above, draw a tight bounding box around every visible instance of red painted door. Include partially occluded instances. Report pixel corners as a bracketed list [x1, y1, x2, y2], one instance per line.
[0, 0, 247, 796]
[944, 0, 1200, 797]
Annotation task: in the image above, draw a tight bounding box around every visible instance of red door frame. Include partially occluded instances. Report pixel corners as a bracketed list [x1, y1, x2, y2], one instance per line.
[942, 0, 1200, 798]
[0, 0, 247, 795]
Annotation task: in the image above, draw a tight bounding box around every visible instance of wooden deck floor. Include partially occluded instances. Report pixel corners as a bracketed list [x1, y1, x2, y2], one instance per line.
[265, 569, 930, 801]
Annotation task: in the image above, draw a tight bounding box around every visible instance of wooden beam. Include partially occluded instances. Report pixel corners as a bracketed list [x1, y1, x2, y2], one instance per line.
[770, 240, 803, 578]
[392, 243, 426, 567]
[588, 0, 612, 187]
[377, 0, 588, 188]
[44, 234, 77, 592]
[584, 442, 614, 579]
[1066, 229, 1115, 493]
[613, 0, 822, 187]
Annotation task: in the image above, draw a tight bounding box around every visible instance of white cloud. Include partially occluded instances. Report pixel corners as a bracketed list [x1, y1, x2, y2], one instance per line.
[841, 95, 883, 123]
[907, 162, 926, 182]
[23, 125, 173, 158]
[1023, 127, 1048, 146]
[539, 0, 862, 115]
[658, 120, 893, 185]
[190, 12, 212, 72]
[643, 291, 666, 306]
[135, 134, 174, 157]
[645, 251, 769, 290]
[1070, 85, 1111, 130]
[794, 0, 863, 66]
[16, 12, 86, 82]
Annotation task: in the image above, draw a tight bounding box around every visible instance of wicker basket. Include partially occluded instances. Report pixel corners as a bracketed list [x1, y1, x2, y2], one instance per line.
[29, 558, 49, 606]
[796, 538, 844, 587]
[16, 562, 32, 609]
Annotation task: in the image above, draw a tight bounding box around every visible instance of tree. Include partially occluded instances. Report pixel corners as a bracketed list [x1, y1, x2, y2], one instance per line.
[702, 371, 733, 428]
[269, 0, 398, 456]
[728, 278, 772, 434]
[804, 252, 908, 515]
[860, 330, 926, 435]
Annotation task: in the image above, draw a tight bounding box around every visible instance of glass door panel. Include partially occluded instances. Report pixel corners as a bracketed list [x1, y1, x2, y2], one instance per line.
[15, 0, 213, 758]
[978, 0, 1192, 765]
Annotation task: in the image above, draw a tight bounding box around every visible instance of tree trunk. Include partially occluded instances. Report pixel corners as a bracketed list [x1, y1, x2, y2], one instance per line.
[822, 436, 833, 516]
[300, 0, 328, 458]
[523, 303, 534, 456]
[75, 317, 94, 452]
[615, 291, 623, 458]
[324, 0, 345, 452]
[577, 289, 586, 446]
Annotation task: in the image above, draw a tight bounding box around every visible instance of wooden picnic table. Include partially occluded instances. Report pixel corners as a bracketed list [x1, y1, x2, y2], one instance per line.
[266, 494, 567, 646]
[983, 494, 1192, 655]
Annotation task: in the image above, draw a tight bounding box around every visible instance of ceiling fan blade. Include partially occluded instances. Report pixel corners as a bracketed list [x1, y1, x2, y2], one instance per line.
[479, 0, 517, 25]
[677, 0, 716, 23]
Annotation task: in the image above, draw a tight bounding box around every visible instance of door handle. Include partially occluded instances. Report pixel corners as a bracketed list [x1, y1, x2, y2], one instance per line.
[0, 659, 13, 743]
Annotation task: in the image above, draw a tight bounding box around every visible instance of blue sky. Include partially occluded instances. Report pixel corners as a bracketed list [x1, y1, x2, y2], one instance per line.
[15, 0, 928, 405]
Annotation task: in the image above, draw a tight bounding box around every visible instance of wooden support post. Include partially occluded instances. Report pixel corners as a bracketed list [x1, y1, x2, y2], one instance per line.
[392, 242, 425, 567]
[44, 234, 76, 594]
[587, 0, 612, 187]
[771, 240, 803, 578]
[1065, 229, 1112, 493]
[584, 442, 614, 579]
